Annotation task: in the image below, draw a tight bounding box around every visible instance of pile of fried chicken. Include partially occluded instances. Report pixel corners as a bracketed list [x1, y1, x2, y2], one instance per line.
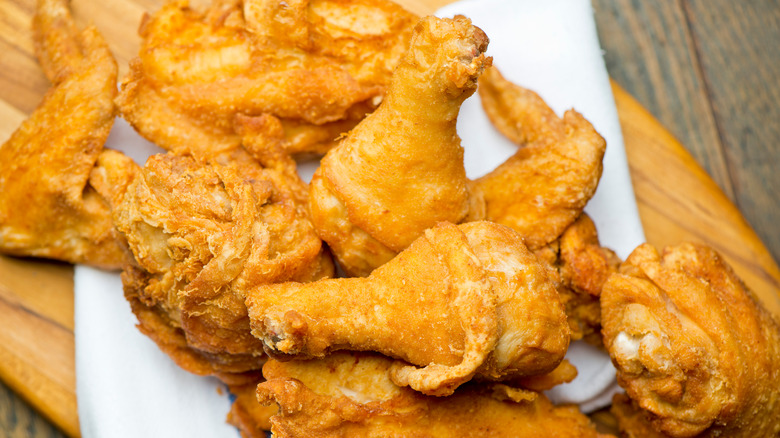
[1, 0, 779, 436]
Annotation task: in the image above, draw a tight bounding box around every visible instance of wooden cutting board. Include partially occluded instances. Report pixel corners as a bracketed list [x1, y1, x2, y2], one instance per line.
[1, 0, 778, 437]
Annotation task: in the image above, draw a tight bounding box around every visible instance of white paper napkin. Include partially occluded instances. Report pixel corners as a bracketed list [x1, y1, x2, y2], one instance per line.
[76, 1, 644, 435]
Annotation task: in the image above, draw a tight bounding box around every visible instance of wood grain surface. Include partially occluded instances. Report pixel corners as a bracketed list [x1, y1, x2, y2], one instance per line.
[0, 0, 778, 437]
[591, 0, 780, 264]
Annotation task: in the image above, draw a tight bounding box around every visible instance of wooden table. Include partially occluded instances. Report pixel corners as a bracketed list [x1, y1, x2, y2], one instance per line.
[1, 0, 778, 436]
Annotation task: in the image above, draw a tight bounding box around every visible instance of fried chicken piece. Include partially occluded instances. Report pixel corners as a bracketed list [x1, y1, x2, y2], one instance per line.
[227, 380, 278, 438]
[256, 352, 610, 437]
[117, 0, 417, 158]
[609, 393, 670, 438]
[534, 214, 621, 345]
[32, 0, 82, 83]
[601, 242, 780, 437]
[0, 0, 134, 269]
[246, 221, 569, 396]
[309, 15, 490, 276]
[474, 66, 606, 251]
[114, 148, 333, 383]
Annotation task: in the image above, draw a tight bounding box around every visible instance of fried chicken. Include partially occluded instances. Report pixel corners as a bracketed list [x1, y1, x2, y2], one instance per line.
[117, 0, 417, 158]
[609, 393, 670, 438]
[246, 221, 569, 396]
[474, 67, 616, 345]
[114, 148, 333, 383]
[309, 15, 490, 276]
[227, 379, 278, 438]
[474, 66, 606, 251]
[601, 242, 780, 437]
[256, 352, 610, 437]
[533, 213, 621, 346]
[0, 0, 134, 269]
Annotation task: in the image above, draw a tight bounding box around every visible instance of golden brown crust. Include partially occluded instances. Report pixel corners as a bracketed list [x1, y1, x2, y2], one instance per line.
[310, 15, 491, 276]
[117, 0, 418, 157]
[227, 380, 278, 437]
[535, 214, 621, 345]
[0, 0, 133, 269]
[601, 242, 780, 437]
[257, 353, 610, 437]
[610, 393, 670, 438]
[246, 221, 569, 396]
[475, 67, 606, 251]
[114, 152, 332, 380]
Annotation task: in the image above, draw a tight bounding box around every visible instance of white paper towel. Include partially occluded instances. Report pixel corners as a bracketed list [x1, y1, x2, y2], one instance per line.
[76, 0, 645, 435]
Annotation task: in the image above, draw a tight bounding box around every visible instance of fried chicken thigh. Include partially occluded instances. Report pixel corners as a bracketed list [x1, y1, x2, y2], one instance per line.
[0, 0, 134, 269]
[256, 352, 610, 437]
[601, 243, 780, 437]
[114, 149, 333, 383]
[474, 66, 606, 251]
[246, 221, 569, 396]
[117, 0, 417, 157]
[309, 15, 490, 276]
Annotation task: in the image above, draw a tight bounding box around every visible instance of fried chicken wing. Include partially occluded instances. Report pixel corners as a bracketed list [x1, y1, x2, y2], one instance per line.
[474, 66, 606, 251]
[601, 242, 780, 437]
[246, 221, 569, 396]
[117, 0, 417, 157]
[256, 352, 610, 437]
[309, 15, 490, 276]
[115, 149, 333, 383]
[0, 0, 134, 269]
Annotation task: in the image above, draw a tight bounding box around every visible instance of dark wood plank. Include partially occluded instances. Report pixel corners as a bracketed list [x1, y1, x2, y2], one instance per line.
[682, 0, 780, 264]
[591, 0, 735, 200]
[0, 382, 65, 438]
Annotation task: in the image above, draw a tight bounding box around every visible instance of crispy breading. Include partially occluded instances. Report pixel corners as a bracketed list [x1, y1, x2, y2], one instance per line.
[256, 352, 611, 437]
[114, 151, 333, 382]
[116, 0, 417, 157]
[246, 221, 569, 396]
[474, 66, 606, 251]
[0, 0, 134, 269]
[601, 243, 780, 437]
[534, 214, 621, 345]
[309, 15, 491, 276]
[227, 380, 278, 438]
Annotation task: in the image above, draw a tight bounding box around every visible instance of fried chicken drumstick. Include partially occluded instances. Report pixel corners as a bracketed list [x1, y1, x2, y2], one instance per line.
[246, 221, 569, 396]
[256, 352, 610, 437]
[0, 0, 135, 269]
[309, 15, 490, 276]
[601, 242, 780, 437]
